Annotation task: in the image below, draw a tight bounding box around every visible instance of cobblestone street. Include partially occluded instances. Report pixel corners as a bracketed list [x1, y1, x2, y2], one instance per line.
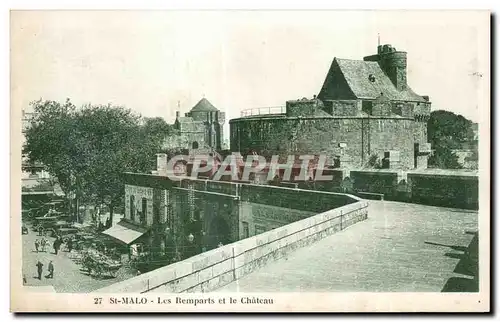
[22, 226, 136, 293]
[217, 200, 478, 292]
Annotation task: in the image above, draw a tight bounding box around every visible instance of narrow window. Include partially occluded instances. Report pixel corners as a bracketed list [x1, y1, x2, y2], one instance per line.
[242, 222, 250, 238]
[153, 201, 160, 224]
[129, 195, 135, 221]
[141, 197, 147, 224]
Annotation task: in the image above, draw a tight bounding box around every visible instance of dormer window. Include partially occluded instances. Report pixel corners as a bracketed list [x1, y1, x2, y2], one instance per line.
[368, 74, 376, 82]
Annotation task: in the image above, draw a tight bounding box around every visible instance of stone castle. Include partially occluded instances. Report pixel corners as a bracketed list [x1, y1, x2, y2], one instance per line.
[163, 98, 226, 152]
[229, 44, 432, 170]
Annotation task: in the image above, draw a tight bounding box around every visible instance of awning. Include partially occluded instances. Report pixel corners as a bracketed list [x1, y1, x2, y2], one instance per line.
[72, 222, 93, 229]
[101, 222, 147, 245]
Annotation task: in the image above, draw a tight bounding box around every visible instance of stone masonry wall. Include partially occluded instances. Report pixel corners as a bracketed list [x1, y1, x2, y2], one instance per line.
[407, 172, 479, 209]
[94, 198, 368, 294]
[240, 183, 356, 212]
[230, 116, 416, 169]
[290, 169, 479, 210]
[239, 201, 314, 239]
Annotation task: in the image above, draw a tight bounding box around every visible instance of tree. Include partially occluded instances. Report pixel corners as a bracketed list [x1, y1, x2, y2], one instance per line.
[76, 105, 142, 225]
[427, 110, 476, 169]
[143, 117, 173, 140]
[428, 110, 475, 148]
[427, 146, 462, 169]
[24, 99, 173, 225]
[23, 99, 83, 214]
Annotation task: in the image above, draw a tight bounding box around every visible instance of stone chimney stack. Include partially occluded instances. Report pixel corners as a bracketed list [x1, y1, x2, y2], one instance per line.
[156, 153, 167, 176]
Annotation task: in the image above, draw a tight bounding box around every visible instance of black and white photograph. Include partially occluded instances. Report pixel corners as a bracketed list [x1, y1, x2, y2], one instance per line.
[9, 9, 490, 312]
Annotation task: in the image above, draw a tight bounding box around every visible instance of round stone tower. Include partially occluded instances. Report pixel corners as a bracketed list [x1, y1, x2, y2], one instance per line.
[377, 44, 408, 91]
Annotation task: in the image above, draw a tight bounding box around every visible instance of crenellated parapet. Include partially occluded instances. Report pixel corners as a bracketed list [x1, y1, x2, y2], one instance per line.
[414, 114, 430, 122]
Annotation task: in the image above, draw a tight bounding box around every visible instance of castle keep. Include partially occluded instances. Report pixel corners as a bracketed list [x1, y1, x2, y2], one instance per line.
[230, 44, 432, 169]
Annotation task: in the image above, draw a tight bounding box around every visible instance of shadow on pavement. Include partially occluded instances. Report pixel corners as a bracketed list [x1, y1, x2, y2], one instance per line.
[440, 232, 479, 292]
[424, 241, 467, 252]
[441, 277, 478, 292]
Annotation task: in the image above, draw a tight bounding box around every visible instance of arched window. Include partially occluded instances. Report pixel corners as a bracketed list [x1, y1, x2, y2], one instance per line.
[192, 141, 199, 149]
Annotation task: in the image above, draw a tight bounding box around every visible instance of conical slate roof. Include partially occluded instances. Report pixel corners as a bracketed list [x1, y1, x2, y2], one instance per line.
[190, 98, 219, 112]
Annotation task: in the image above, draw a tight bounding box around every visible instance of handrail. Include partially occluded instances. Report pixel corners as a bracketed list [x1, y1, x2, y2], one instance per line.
[240, 106, 286, 117]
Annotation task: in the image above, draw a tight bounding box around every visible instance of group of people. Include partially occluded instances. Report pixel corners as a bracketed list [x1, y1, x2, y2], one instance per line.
[35, 260, 54, 280]
[31, 235, 75, 283]
[34, 238, 48, 253]
[34, 236, 72, 255]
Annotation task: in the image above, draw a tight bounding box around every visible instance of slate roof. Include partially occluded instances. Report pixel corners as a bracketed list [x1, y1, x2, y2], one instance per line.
[323, 58, 426, 102]
[190, 98, 219, 112]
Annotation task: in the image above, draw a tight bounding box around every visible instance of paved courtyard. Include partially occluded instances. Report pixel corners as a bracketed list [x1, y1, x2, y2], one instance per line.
[22, 225, 136, 293]
[217, 200, 478, 292]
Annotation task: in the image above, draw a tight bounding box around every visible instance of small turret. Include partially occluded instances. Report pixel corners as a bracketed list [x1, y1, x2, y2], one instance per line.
[364, 44, 408, 91]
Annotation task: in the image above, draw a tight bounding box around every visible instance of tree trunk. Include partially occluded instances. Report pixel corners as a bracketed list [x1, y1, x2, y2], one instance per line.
[108, 205, 114, 228]
[75, 197, 79, 223]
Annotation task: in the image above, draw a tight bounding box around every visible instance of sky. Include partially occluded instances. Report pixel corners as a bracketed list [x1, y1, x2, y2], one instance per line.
[11, 10, 489, 137]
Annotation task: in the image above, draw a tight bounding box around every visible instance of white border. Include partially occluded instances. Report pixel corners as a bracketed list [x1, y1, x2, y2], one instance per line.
[3, 0, 497, 319]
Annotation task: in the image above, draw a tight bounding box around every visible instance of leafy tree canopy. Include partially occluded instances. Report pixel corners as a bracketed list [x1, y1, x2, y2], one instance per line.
[427, 110, 476, 169]
[24, 99, 173, 223]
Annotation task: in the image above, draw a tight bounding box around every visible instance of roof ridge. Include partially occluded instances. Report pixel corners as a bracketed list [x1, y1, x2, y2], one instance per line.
[326, 58, 426, 102]
[336, 57, 378, 64]
[190, 97, 219, 112]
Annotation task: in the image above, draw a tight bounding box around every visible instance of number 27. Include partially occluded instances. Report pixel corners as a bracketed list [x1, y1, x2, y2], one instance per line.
[94, 298, 102, 304]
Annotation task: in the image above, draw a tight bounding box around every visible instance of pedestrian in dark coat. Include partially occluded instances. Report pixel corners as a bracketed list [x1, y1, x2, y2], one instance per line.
[34, 239, 39, 253]
[36, 261, 43, 280]
[67, 239, 73, 252]
[47, 261, 54, 278]
[53, 238, 61, 255]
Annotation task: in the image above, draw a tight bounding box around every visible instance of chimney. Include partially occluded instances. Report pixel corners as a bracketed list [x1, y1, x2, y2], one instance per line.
[175, 111, 180, 120]
[156, 153, 167, 176]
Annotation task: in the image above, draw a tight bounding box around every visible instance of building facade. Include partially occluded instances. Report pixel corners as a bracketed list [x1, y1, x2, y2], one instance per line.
[163, 98, 226, 152]
[106, 168, 358, 273]
[230, 44, 432, 170]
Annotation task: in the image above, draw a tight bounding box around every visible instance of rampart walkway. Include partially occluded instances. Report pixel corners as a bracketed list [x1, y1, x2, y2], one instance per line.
[217, 201, 478, 292]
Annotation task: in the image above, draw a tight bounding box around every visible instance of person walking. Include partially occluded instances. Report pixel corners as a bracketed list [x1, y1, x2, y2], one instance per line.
[36, 261, 43, 280]
[34, 239, 39, 253]
[40, 238, 47, 252]
[47, 261, 54, 279]
[67, 238, 73, 253]
[53, 238, 61, 255]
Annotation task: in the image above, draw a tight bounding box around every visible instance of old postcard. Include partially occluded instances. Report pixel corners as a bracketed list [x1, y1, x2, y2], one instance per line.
[10, 10, 490, 312]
